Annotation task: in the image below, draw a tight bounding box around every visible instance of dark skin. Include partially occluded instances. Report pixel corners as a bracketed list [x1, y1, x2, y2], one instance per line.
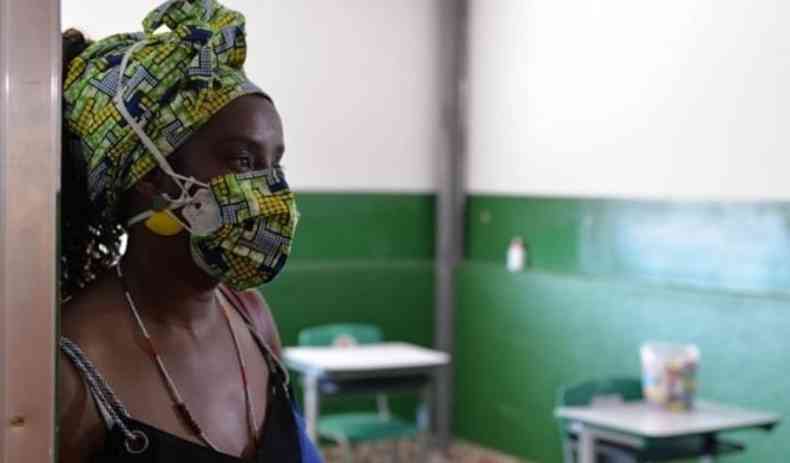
[59, 95, 286, 462]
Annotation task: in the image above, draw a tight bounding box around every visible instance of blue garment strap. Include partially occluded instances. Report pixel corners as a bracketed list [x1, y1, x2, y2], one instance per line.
[291, 399, 324, 463]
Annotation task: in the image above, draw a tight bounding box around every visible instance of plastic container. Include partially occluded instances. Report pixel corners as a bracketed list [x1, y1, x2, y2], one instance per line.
[506, 237, 526, 272]
[640, 342, 700, 412]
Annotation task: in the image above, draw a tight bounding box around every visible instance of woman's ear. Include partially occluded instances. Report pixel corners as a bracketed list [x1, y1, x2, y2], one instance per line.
[134, 176, 159, 201]
[134, 167, 174, 203]
[124, 175, 162, 223]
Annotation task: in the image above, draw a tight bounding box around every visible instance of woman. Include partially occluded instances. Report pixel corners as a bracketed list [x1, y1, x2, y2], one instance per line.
[58, 1, 321, 461]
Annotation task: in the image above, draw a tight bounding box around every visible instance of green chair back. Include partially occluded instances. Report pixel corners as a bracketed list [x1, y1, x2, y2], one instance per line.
[559, 377, 643, 407]
[557, 378, 644, 462]
[298, 323, 382, 347]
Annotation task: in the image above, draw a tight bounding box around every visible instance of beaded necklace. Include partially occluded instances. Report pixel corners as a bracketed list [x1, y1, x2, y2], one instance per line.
[116, 265, 258, 453]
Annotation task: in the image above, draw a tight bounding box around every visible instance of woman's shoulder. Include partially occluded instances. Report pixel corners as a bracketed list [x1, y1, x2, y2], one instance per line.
[220, 286, 283, 358]
[58, 289, 122, 463]
[60, 274, 133, 354]
[58, 348, 107, 463]
[58, 274, 139, 461]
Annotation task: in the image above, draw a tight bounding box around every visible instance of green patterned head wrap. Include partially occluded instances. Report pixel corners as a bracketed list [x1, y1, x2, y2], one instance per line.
[63, 0, 264, 222]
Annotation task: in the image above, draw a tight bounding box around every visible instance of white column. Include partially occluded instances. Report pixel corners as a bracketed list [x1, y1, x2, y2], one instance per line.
[0, 0, 60, 461]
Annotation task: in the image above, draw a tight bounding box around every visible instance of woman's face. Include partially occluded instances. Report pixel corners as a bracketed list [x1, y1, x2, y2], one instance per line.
[125, 93, 285, 232]
[122, 94, 288, 285]
[168, 94, 285, 186]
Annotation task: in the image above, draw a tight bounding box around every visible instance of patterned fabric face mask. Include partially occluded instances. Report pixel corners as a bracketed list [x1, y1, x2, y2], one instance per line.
[184, 168, 299, 289]
[121, 109, 300, 289]
[125, 154, 299, 289]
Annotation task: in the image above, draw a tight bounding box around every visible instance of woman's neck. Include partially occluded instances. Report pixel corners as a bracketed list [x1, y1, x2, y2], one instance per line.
[120, 229, 220, 333]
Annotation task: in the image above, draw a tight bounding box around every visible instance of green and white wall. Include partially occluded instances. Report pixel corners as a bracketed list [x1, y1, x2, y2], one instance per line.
[64, 1, 789, 461]
[456, 1, 789, 462]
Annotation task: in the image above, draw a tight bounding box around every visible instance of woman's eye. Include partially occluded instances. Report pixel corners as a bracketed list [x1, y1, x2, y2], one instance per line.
[233, 156, 253, 170]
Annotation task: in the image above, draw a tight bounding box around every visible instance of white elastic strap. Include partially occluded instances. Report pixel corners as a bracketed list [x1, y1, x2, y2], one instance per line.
[127, 210, 153, 228]
[114, 39, 210, 227]
[113, 40, 181, 182]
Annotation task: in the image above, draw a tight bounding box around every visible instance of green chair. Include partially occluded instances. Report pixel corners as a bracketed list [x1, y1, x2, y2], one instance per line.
[557, 378, 744, 463]
[298, 323, 428, 462]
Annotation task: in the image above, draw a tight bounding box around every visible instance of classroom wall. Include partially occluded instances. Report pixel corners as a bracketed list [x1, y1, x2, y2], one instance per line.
[458, 1, 790, 462]
[456, 199, 790, 463]
[455, 263, 789, 463]
[467, 0, 790, 200]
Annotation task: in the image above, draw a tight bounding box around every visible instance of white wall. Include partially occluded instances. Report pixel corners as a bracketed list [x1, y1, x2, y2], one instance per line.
[63, 0, 446, 192]
[467, 0, 790, 200]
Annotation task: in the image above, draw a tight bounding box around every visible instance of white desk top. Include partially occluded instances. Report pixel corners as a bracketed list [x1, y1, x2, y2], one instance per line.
[283, 342, 450, 377]
[555, 400, 781, 438]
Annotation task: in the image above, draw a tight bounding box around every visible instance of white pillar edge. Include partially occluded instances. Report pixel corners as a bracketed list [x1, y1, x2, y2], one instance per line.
[0, 0, 61, 461]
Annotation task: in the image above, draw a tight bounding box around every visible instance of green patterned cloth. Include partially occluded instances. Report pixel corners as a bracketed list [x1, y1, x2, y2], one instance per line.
[63, 0, 263, 222]
[190, 167, 298, 289]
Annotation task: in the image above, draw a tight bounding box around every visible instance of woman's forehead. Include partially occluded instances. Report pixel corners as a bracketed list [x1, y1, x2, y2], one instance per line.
[202, 95, 282, 142]
[170, 96, 283, 164]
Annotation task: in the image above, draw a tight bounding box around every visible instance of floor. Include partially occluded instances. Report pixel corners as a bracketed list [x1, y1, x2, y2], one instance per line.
[321, 439, 531, 463]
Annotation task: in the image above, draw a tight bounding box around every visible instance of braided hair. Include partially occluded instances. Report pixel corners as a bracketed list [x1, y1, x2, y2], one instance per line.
[61, 29, 125, 301]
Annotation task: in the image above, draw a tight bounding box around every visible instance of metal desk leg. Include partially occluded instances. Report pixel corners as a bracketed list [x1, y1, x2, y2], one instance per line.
[575, 427, 644, 463]
[578, 425, 595, 463]
[303, 374, 320, 443]
[416, 384, 433, 463]
[700, 433, 716, 463]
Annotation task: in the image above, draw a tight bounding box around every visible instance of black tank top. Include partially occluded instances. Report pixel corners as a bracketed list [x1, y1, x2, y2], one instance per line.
[60, 290, 322, 462]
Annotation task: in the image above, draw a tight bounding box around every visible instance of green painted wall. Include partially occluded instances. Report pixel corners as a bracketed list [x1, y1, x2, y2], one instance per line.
[457, 196, 789, 462]
[265, 192, 436, 343]
[468, 196, 790, 294]
[263, 261, 434, 350]
[259, 192, 436, 421]
[265, 192, 436, 342]
[290, 192, 436, 261]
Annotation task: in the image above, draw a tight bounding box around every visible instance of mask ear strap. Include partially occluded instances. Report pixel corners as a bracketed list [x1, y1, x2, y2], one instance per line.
[113, 39, 209, 210]
[127, 210, 154, 228]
